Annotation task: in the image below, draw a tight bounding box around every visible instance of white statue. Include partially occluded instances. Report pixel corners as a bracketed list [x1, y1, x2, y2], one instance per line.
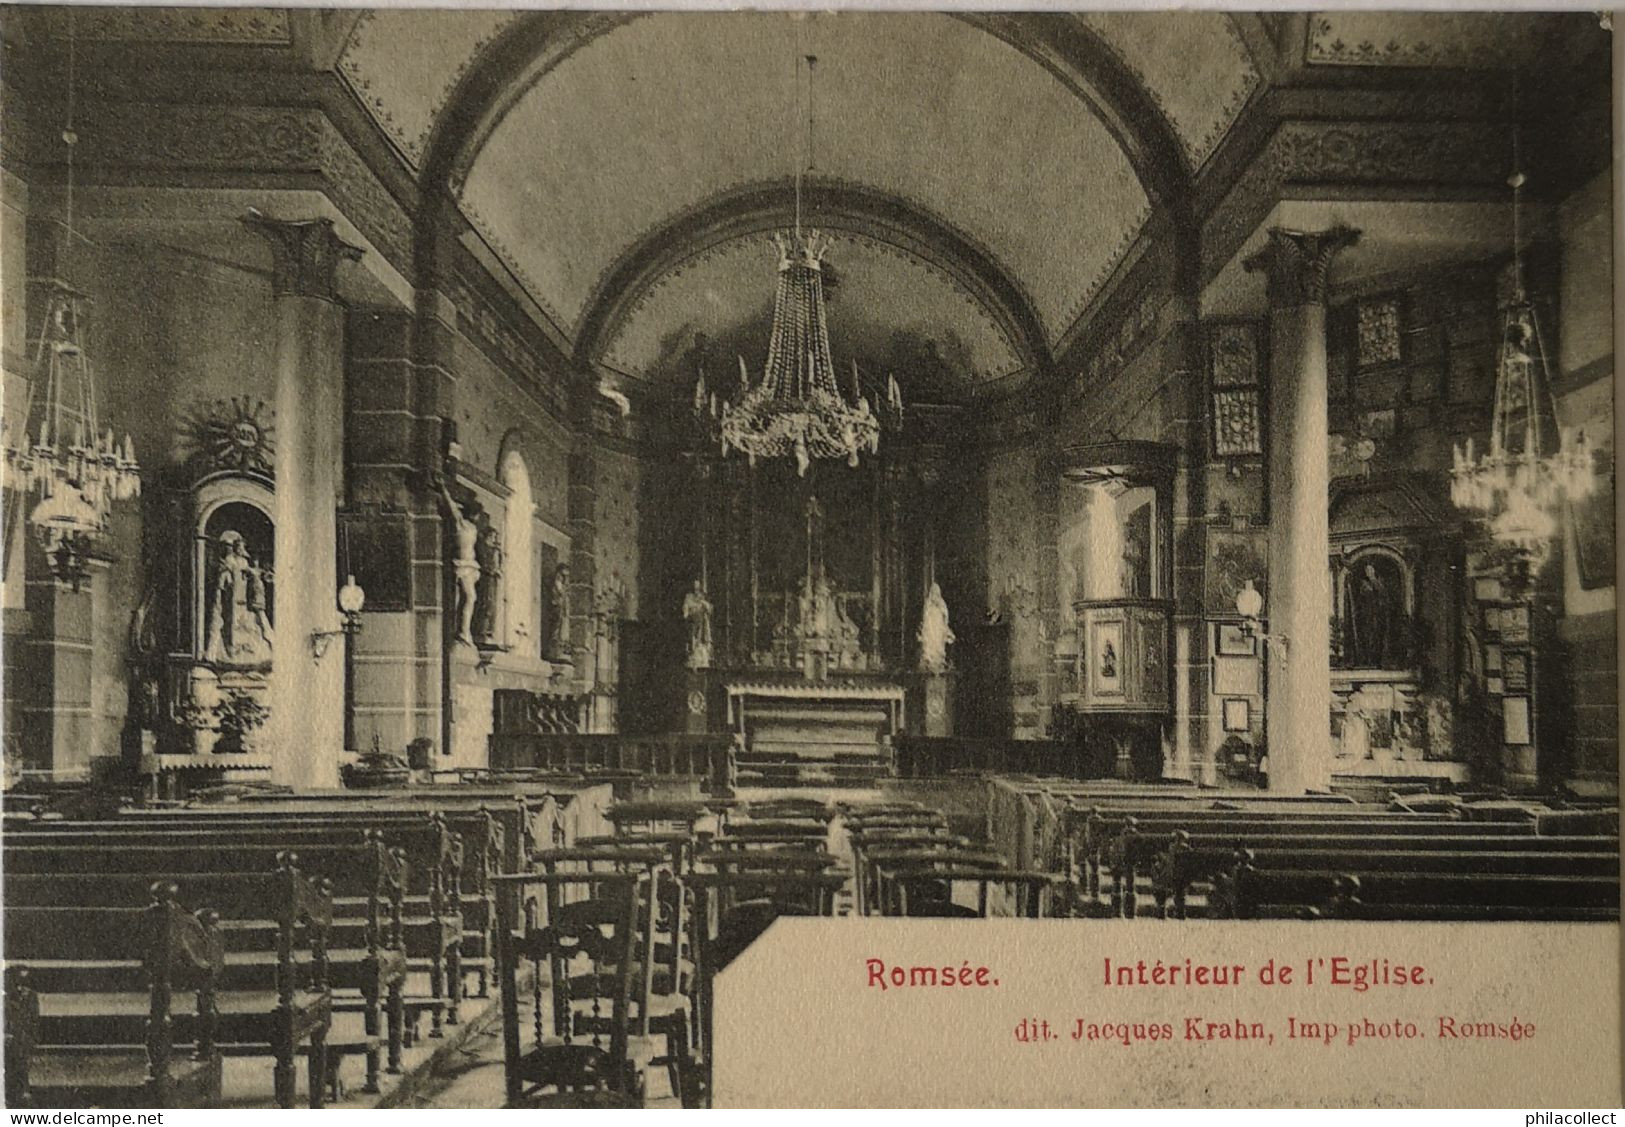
[438, 476, 481, 646]
[683, 579, 713, 669]
[918, 581, 955, 673]
[204, 531, 274, 665]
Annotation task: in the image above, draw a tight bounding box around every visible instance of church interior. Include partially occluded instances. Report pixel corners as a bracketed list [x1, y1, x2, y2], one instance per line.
[0, 7, 1617, 1109]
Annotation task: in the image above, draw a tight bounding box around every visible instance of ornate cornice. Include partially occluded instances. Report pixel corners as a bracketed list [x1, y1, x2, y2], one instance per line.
[1201, 118, 1511, 286]
[32, 100, 416, 283]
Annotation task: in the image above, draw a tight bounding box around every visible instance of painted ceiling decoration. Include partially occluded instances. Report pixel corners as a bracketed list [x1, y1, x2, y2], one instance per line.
[599, 228, 1029, 403]
[1305, 12, 1562, 69]
[1073, 11, 1260, 169]
[336, 8, 520, 169]
[454, 12, 1149, 349]
[70, 6, 290, 44]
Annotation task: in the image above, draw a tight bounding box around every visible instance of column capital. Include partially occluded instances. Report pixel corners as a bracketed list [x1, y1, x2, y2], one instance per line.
[241, 213, 363, 301]
[1243, 226, 1360, 308]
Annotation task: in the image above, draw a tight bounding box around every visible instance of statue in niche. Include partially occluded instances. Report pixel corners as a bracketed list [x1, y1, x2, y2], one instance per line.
[1120, 502, 1152, 598]
[204, 531, 274, 666]
[547, 564, 572, 662]
[683, 579, 713, 669]
[1343, 557, 1408, 669]
[437, 476, 481, 647]
[474, 526, 503, 644]
[918, 581, 955, 673]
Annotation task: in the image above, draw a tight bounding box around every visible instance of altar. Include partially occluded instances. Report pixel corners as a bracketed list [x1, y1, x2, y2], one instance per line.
[726, 676, 904, 778]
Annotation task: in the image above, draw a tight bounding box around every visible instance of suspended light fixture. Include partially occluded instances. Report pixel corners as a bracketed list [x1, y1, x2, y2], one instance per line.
[3, 13, 140, 589]
[694, 53, 901, 477]
[1448, 163, 1594, 581]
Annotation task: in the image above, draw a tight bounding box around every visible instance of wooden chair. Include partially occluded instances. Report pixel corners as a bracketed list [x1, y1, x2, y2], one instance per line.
[685, 870, 847, 1108]
[4, 883, 225, 1108]
[494, 870, 648, 1107]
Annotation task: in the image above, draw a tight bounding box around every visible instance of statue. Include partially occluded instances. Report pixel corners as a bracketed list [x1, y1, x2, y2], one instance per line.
[437, 475, 481, 647]
[546, 564, 571, 662]
[918, 581, 955, 672]
[204, 531, 274, 665]
[594, 572, 626, 686]
[811, 574, 836, 639]
[474, 526, 503, 643]
[683, 579, 713, 669]
[1121, 526, 1148, 598]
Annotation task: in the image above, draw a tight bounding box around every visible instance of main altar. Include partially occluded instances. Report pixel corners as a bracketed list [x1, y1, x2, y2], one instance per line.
[674, 461, 965, 782]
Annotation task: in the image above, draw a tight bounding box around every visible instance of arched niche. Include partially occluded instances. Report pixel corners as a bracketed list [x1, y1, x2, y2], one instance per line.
[499, 445, 536, 651]
[192, 473, 276, 668]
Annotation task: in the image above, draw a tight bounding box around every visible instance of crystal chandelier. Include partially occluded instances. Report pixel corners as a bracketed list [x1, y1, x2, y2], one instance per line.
[2, 14, 140, 589]
[1449, 170, 1594, 577]
[693, 54, 901, 477]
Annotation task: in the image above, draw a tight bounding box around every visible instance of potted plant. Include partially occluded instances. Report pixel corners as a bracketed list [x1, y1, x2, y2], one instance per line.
[341, 735, 411, 789]
[213, 690, 269, 755]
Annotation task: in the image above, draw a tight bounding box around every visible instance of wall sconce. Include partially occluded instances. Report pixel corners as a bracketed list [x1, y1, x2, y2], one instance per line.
[1234, 579, 1286, 652]
[311, 573, 366, 660]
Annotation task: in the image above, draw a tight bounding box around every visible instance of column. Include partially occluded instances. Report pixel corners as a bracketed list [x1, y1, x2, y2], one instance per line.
[243, 215, 362, 789]
[1243, 226, 1359, 794]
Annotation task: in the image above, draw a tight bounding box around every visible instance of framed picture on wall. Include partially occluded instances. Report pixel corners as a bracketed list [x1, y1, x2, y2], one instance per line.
[1212, 655, 1261, 696]
[1215, 623, 1256, 656]
[1222, 698, 1250, 733]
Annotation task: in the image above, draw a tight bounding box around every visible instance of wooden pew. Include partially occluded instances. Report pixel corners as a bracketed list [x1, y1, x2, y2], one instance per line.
[1219, 858, 1620, 921]
[78, 804, 503, 999]
[5, 857, 334, 1108]
[4, 834, 413, 1095]
[1154, 830, 1619, 919]
[1077, 810, 1488, 912]
[4, 883, 225, 1108]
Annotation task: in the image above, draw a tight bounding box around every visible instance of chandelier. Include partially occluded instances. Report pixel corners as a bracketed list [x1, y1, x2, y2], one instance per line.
[1449, 171, 1594, 578]
[2, 13, 140, 589]
[693, 54, 901, 477]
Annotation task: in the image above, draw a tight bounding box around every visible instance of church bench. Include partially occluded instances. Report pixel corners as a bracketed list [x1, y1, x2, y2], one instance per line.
[1158, 839, 1619, 919]
[3, 884, 225, 1108]
[1217, 863, 1620, 921]
[3, 835, 422, 1092]
[7, 859, 333, 1108]
[1074, 810, 1487, 906]
[27, 812, 492, 1001]
[102, 805, 509, 996]
[1088, 819, 1559, 917]
[606, 799, 728, 836]
[738, 797, 836, 822]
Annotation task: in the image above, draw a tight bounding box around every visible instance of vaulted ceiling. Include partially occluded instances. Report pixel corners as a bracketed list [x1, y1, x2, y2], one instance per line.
[20, 7, 1577, 405]
[334, 9, 1272, 400]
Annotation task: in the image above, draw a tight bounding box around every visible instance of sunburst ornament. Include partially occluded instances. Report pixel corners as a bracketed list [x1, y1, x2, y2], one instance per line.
[179, 397, 275, 477]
